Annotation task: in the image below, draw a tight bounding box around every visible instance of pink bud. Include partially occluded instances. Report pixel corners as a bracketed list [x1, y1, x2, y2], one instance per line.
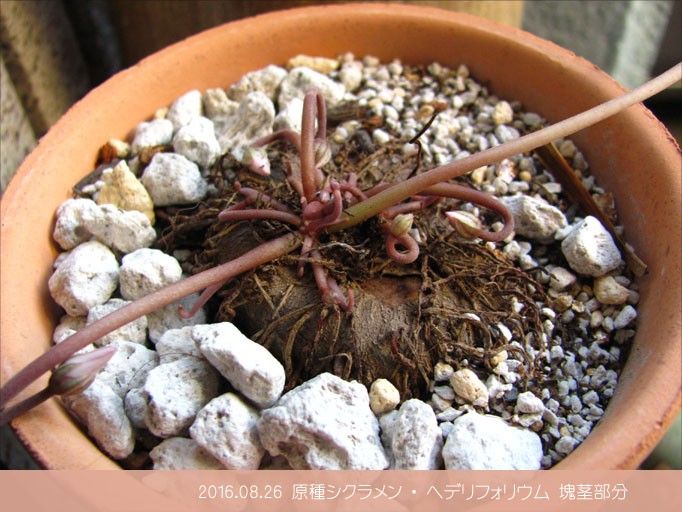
[313, 140, 331, 168]
[48, 346, 117, 396]
[446, 210, 483, 239]
[242, 147, 271, 176]
[389, 214, 414, 237]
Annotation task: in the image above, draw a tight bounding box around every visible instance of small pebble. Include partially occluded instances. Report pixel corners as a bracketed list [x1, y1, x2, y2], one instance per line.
[48, 241, 119, 316]
[131, 119, 173, 153]
[449, 369, 489, 408]
[515, 391, 545, 414]
[369, 378, 401, 415]
[561, 217, 623, 276]
[433, 361, 454, 381]
[594, 275, 630, 305]
[613, 305, 637, 329]
[167, 90, 203, 130]
[119, 248, 182, 300]
[141, 153, 207, 206]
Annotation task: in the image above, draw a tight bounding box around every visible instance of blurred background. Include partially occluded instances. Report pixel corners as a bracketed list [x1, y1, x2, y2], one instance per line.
[1, 0, 680, 469]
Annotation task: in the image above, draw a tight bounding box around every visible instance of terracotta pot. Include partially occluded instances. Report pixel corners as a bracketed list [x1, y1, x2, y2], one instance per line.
[1, 3, 680, 470]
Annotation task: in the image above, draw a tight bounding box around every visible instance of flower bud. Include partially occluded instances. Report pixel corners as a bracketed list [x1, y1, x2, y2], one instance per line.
[241, 147, 271, 176]
[389, 213, 414, 237]
[313, 139, 332, 168]
[446, 210, 482, 239]
[48, 346, 117, 396]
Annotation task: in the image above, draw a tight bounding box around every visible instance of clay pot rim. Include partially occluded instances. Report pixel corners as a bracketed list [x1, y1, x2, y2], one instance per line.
[1, 2, 680, 470]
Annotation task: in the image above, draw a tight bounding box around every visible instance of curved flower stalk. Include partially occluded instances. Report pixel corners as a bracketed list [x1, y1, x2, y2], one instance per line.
[1, 63, 679, 424]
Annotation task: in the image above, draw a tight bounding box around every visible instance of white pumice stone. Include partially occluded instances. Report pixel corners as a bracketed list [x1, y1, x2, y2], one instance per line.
[98, 340, 159, 398]
[123, 387, 149, 429]
[156, 326, 204, 364]
[278, 67, 346, 110]
[273, 96, 304, 133]
[434, 385, 456, 401]
[381, 399, 442, 469]
[515, 391, 545, 414]
[442, 411, 542, 469]
[62, 378, 135, 460]
[369, 378, 400, 415]
[53, 314, 86, 344]
[561, 216, 623, 276]
[147, 293, 207, 345]
[83, 204, 156, 253]
[436, 407, 464, 422]
[521, 112, 543, 128]
[215, 90, 275, 150]
[189, 393, 265, 469]
[492, 100, 514, 125]
[372, 128, 391, 145]
[227, 64, 287, 102]
[555, 435, 577, 455]
[119, 248, 183, 300]
[144, 357, 221, 438]
[257, 373, 389, 470]
[440, 421, 455, 438]
[193, 322, 285, 408]
[431, 393, 453, 412]
[131, 118, 174, 153]
[150, 437, 225, 470]
[379, 410, 399, 455]
[558, 139, 578, 158]
[166, 89, 203, 130]
[433, 361, 455, 381]
[593, 275, 630, 305]
[486, 374, 512, 400]
[53, 198, 101, 250]
[548, 266, 577, 291]
[172, 116, 221, 168]
[202, 88, 239, 119]
[502, 195, 567, 240]
[87, 298, 147, 346]
[48, 240, 119, 316]
[140, 153, 207, 206]
[339, 61, 363, 91]
[494, 124, 520, 143]
[449, 368, 489, 408]
[613, 305, 638, 329]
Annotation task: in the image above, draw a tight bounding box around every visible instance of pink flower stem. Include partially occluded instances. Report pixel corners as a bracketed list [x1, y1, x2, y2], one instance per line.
[385, 232, 420, 264]
[235, 182, 294, 214]
[300, 91, 324, 201]
[177, 279, 229, 319]
[284, 159, 305, 198]
[339, 180, 367, 204]
[0, 387, 54, 426]
[382, 200, 427, 219]
[225, 198, 253, 211]
[315, 92, 327, 140]
[218, 208, 302, 226]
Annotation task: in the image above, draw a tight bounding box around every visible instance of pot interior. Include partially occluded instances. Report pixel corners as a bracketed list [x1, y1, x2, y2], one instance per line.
[1, 3, 679, 469]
